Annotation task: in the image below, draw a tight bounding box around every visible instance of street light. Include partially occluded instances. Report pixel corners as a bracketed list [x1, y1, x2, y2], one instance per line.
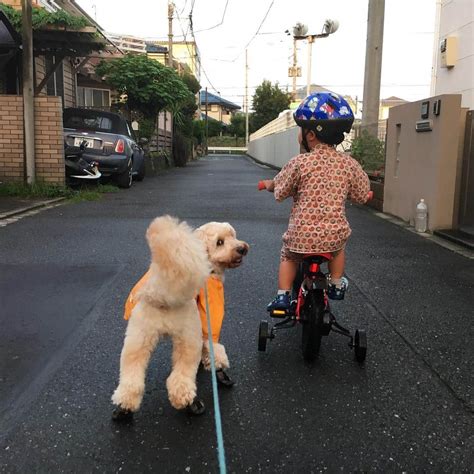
[287, 19, 339, 98]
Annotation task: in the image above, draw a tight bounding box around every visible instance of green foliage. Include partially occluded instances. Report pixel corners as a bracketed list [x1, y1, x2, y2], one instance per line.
[174, 73, 200, 138]
[180, 73, 201, 95]
[0, 181, 117, 200]
[135, 117, 155, 142]
[351, 130, 386, 173]
[96, 54, 193, 119]
[252, 80, 290, 131]
[0, 4, 89, 31]
[192, 120, 205, 144]
[208, 136, 245, 147]
[228, 113, 246, 137]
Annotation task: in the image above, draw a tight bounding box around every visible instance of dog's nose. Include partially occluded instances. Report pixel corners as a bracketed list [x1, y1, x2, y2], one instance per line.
[237, 246, 248, 256]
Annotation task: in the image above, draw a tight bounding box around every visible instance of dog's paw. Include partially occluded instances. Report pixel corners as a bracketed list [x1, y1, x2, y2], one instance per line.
[112, 406, 134, 423]
[216, 369, 235, 387]
[167, 373, 196, 410]
[201, 341, 230, 371]
[213, 343, 230, 370]
[111, 383, 144, 412]
[186, 398, 206, 416]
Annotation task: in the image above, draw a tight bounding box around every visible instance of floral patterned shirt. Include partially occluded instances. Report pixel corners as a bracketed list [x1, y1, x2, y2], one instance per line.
[273, 143, 370, 253]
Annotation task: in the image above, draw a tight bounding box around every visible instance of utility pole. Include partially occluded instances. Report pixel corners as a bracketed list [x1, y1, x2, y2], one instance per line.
[245, 49, 249, 147]
[167, 1, 174, 68]
[205, 87, 209, 155]
[292, 37, 297, 100]
[306, 36, 314, 97]
[22, 0, 35, 184]
[361, 0, 385, 138]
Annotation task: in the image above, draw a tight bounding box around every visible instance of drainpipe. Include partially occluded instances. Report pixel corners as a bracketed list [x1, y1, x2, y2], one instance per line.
[430, 0, 442, 96]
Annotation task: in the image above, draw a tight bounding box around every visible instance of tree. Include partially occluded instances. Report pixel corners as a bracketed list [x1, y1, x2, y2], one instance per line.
[228, 113, 246, 137]
[96, 54, 193, 119]
[251, 80, 290, 131]
[175, 73, 201, 137]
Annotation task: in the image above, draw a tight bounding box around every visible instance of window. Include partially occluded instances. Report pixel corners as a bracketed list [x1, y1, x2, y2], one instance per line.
[45, 56, 64, 101]
[77, 87, 111, 108]
[63, 110, 118, 132]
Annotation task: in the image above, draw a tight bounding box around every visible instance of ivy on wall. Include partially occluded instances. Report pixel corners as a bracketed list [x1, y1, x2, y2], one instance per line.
[0, 4, 90, 31]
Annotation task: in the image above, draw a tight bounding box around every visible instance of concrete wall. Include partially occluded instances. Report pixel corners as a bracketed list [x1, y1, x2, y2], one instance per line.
[247, 126, 300, 169]
[384, 94, 467, 230]
[0, 95, 65, 184]
[433, 0, 473, 109]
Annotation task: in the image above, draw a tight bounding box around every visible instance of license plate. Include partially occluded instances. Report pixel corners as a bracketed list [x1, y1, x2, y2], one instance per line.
[74, 137, 94, 148]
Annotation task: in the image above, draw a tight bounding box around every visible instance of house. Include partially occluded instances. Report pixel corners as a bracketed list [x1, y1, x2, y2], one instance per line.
[431, 0, 473, 109]
[379, 96, 407, 120]
[199, 91, 241, 125]
[147, 40, 200, 80]
[0, 0, 120, 184]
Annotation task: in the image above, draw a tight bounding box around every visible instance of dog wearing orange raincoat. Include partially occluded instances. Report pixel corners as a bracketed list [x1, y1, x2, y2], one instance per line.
[112, 218, 248, 421]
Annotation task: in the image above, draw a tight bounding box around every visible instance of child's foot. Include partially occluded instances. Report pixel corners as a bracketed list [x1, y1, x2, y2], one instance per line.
[267, 292, 290, 312]
[328, 277, 349, 300]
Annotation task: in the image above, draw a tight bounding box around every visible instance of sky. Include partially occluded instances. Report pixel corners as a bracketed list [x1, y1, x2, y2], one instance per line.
[76, 0, 437, 110]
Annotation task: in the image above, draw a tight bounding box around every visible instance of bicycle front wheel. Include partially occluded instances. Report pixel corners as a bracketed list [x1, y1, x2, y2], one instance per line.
[301, 290, 324, 361]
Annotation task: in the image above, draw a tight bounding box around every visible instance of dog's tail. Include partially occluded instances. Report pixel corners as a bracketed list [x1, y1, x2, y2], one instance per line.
[142, 215, 210, 307]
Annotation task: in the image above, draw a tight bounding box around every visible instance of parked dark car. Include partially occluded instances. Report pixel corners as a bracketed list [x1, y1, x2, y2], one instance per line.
[63, 108, 146, 188]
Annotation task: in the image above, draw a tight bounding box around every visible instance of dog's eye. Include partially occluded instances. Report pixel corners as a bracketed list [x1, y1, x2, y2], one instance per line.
[217, 239, 224, 246]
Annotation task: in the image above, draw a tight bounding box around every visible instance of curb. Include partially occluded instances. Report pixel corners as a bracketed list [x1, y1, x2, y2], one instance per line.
[0, 197, 66, 220]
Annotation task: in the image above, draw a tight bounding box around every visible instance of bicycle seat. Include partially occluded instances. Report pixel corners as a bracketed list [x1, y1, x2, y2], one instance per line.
[302, 253, 333, 264]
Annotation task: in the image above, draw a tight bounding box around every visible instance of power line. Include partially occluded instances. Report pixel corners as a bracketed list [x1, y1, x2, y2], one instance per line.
[231, 0, 275, 62]
[175, 5, 219, 94]
[179, 0, 188, 14]
[194, 0, 230, 33]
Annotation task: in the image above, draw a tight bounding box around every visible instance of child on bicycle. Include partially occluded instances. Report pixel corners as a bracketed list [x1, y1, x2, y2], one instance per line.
[260, 91, 370, 311]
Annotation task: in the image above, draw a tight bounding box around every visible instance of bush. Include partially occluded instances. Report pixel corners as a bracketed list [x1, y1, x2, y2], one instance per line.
[351, 130, 385, 174]
[173, 131, 193, 167]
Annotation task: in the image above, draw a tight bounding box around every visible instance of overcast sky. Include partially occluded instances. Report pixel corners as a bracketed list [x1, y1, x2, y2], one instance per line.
[77, 0, 437, 109]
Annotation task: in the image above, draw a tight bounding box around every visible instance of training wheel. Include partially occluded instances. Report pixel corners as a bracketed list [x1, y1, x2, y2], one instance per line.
[258, 320, 270, 352]
[354, 329, 367, 363]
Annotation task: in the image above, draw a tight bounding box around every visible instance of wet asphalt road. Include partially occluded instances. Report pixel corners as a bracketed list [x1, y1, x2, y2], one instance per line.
[0, 155, 473, 473]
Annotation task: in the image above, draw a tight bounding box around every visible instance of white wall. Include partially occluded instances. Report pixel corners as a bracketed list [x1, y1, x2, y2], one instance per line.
[433, 0, 474, 109]
[247, 127, 300, 169]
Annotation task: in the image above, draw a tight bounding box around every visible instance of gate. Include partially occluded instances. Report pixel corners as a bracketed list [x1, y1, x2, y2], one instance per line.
[459, 110, 474, 233]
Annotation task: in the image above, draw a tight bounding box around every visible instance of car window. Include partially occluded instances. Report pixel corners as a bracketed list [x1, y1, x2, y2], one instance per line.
[64, 113, 114, 132]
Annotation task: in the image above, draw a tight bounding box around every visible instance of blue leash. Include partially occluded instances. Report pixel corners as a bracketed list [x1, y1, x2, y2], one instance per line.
[203, 282, 227, 474]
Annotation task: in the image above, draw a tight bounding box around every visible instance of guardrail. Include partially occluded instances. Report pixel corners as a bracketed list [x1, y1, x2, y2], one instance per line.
[207, 146, 248, 154]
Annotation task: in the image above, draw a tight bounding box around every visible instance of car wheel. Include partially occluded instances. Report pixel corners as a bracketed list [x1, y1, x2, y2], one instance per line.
[116, 160, 133, 189]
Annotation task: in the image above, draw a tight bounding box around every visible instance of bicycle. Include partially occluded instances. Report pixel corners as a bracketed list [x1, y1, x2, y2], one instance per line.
[257, 181, 371, 363]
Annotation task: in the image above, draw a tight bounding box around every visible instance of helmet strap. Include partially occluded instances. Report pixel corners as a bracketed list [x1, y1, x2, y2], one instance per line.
[301, 129, 311, 153]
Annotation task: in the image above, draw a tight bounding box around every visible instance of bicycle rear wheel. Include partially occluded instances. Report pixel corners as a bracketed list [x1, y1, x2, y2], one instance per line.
[301, 290, 324, 361]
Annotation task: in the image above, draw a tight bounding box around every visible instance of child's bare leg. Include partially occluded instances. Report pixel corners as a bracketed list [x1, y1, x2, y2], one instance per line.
[328, 249, 345, 279]
[278, 260, 298, 290]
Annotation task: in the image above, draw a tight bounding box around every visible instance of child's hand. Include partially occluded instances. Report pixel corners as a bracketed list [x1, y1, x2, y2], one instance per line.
[258, 180, 275, 192]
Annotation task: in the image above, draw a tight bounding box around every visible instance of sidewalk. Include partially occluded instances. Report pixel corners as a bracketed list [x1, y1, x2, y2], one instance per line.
[0, 196, 65, 219]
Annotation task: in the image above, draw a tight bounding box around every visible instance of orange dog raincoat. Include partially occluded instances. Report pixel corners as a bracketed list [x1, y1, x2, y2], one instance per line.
[124, 271, 225, 343]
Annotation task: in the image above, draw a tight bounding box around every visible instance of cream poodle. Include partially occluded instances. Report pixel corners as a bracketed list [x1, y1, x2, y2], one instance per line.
[112, 216, 210, 422]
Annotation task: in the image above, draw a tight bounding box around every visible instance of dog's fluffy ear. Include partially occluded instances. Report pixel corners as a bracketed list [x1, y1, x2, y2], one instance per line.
[144, 216, 210, 306]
